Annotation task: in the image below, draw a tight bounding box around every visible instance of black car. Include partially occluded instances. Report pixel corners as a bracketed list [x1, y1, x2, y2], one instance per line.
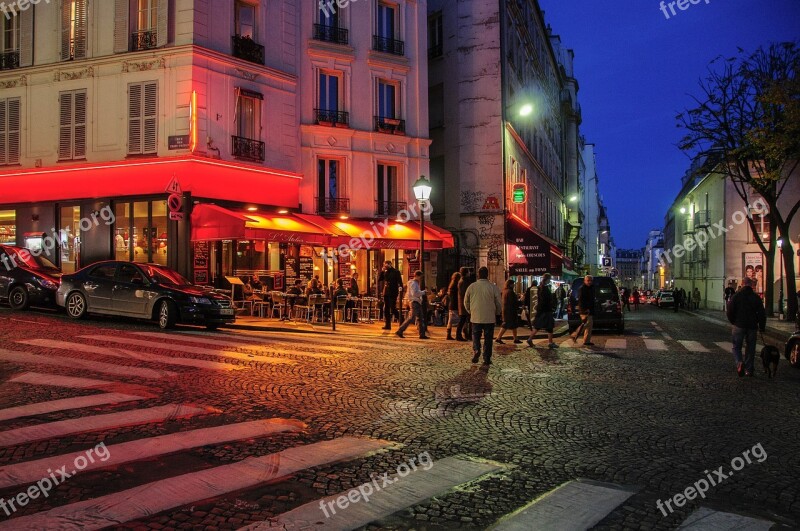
[0, 244, 61, 310]
[56, 261, 235, 330]
[567, 276, 625, 332]
[786, 330, 800, 368]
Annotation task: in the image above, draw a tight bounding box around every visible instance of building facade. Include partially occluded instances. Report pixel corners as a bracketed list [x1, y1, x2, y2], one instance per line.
[615, 249, 642, 289]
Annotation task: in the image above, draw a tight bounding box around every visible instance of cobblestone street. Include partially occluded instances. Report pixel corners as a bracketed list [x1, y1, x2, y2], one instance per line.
[0, 305, 798, 530]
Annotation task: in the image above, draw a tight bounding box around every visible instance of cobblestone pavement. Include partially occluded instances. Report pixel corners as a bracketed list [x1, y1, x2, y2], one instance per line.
[0, 305, 798, 530]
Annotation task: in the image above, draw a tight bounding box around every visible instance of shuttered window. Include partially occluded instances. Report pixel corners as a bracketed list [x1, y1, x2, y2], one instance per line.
[0, 98, 21, 165]
[128, 81, 158, 155]
[58, 90, 86, 161]
[61, 0, 88, 61]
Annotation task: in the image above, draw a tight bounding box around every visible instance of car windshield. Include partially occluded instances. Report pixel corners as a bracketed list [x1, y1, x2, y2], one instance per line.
[8, 249, 59, 271]
[143, 265, 191, 286]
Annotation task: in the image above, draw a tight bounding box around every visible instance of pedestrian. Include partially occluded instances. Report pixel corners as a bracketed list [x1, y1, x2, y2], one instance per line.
[445, 271, 461, 340]
[724, 282, 735, 311]
[463, 266, 502, 366]
[726, 276, 766, 377]
[570, 275, 595, 346]
[673, 287, 681, 312]
[556, 283, 567, 319]
[632, 287, 640, 311]
[693, 287, 701, 310]
[523, 279, 539, 328]
[396, 270, 428, 339]
[381, 261, 402, 330]
[495, 279, 522, 344]
[527, 273, 558, 349]
[456, 267, 472, 341]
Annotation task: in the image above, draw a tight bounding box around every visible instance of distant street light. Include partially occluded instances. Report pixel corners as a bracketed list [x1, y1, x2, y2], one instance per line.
[569, 195, 578, 202]
[777, 237, 785, 318]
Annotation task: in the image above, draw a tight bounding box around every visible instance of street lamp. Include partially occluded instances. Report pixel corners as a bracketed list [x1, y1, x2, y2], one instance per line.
[413, 175, 432, 289]
[778, 237, 785, 319]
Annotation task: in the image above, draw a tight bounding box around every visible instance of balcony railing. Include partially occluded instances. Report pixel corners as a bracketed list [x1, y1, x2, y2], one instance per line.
[231, 34, 265, 65]
[374, 116, 406, 135]
[131, 30, 157, 51]
[428, 43, 443, 59]
[315, 197, 351, 216]
[231, 135, 265, 162]
[372, 35, 404, 56]
[313, 24, 349, 45]
[375, 200, 407, 218]
[683, 218, 695, 234]
[694, 210, 710, 228]
[0, 50, 20, 71]
[314, 108, 349, 127]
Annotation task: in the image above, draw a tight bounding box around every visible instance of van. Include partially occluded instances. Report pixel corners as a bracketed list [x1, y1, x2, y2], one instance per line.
[567, 277, 624, 333]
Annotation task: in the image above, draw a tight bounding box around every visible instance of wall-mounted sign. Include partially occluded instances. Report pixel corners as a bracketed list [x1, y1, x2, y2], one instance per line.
[168, 135, 191, 150]
[512, 183, 527, 204]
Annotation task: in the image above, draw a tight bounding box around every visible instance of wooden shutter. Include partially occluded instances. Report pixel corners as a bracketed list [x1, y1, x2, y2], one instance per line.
[20, 9, 34, 67]
[114, 0, 130, 53]
[0, 101, 6, 165]
[6, 99, 21, 165]
[74, 0, 88, 59]
[73, 91, 86, 158]
[60, 0, 71, 60]
[143, 82, 158, 154]
[128, 83, 142, 154]
[156, 0, 168, 47]
[58, 92, 74, 159]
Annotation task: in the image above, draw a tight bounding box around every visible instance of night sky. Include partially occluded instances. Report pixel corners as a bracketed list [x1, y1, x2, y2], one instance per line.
[538, 0, 800, 250]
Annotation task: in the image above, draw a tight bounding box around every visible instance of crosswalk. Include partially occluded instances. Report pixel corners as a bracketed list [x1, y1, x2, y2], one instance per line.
[522, 336, 735, 354]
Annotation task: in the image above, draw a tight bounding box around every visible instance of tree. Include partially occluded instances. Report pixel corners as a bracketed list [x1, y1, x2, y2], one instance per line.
[677, 42, 800, 321]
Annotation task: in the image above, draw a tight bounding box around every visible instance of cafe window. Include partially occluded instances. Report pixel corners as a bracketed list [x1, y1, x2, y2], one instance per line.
[0, 209, 15, 244]
[114, 199, 169, 264]
[59, 205, 80, 273]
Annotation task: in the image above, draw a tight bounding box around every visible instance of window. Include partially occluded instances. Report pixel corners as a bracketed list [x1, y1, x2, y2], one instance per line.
[316, 158, 348, 214]
[58, 90, 86, 161]
[61, 0, 88, 61]
[137, 0, 158, 31]
[58, 206, 80, 273]
[377, 3, 396, 40]
[0, 210, 15, 243]
[377, 80, 397, 119]
[427, 11, 442, 58]
[128, 81, 158, 155]
[318, 72, 340, 112]
[319, 0, 340, 28]
[376, 163, 399, 215]
[0, 98, 20, 165]
[374, 2, 403, 55]
[236, 89, 262, 140]
[749, 211, 771, 243]
[116, 200, 168, 265]
[1, 13, 20, 69]
[235, 1, 255, 39]
[89, 264, 118, 280]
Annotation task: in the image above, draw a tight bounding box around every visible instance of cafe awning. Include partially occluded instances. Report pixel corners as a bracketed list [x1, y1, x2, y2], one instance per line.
[190, 204, 341, 245]
[296, 217, 455, 250]
[506, 215, 563, 276]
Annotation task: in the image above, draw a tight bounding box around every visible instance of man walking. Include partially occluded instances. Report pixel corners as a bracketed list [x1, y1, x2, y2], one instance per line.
[571, 275, 595, 346]
[396, 270, 428, 339]
[726, 277, 766, 377]
[381, 261, 402, 330]
[673, 287, 681, 312]
[464, 266, 502, 366]
[526, 273, 558, 349]
[632, 288, 640, 311]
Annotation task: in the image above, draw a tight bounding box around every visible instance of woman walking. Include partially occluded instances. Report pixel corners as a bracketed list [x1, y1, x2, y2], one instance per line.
[446, 271, 461, 340]
[496, 279, 522, 344]
[526, 273, 558, 349]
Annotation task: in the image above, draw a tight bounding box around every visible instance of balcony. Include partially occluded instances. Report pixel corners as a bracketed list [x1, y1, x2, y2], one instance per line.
[374, 116, 406, 135]
[428, 43, 443, 59]
[375, 200, 407, 218]
[0, 50, 20, 71]
[316, 197, 351, 216]
[313, 24, 349, 45]
[314, 108, 349, 127]
[130, 30, 157, 51]
[231, 35, 265, 65]
[683, 218, 695, 234]
[372, 35, 404, 56]
[694, 210, 710, 228]
[231, 136, 265, 162]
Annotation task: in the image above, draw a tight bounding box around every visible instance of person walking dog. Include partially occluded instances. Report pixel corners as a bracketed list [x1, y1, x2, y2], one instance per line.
[526, 273, 558, 349]
[726, 276, 765, 377]
[571, 275, 595, 346]
[464, 267, 502, 366]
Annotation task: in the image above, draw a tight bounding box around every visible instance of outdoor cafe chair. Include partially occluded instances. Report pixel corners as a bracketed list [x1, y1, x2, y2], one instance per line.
[270, 291, 287, 320]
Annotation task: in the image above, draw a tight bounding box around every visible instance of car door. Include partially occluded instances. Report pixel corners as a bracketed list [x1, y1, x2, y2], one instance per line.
[112, 263, 150, 316]
[82, 264, 118, 312]
[0, 250, 11, 298]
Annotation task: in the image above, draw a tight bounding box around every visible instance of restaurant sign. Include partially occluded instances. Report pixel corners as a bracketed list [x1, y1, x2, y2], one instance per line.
[506, 217, 551, 276]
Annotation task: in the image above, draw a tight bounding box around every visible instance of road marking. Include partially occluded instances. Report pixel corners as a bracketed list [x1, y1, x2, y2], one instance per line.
[131, 331, 355, 354]
[678, 340, 709, 353]
[0, 437, 393, 531]
[245, 456, 503, 531]
[715, 342, 732, 353]
[662, 333, 673, 340]
[0, 418, 305, 489]
[79, 336, 303, 362]
[0, 393, 144, 423]
[9, 372, 115, 389]
[490, 480, 636, 531]
[19, 339, 243, 371]
[182, 329, 405, 351]
[678, 507, 773, 530]
[643, 339, 668, 351]
[604, 339, 627, 349]
[0, 348, 176, 380]
[0, 404, 211, 449]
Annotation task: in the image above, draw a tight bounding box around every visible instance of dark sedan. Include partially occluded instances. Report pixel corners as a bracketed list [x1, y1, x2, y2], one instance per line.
[0, 244, 61, 310]
[56, 261, 235, 330]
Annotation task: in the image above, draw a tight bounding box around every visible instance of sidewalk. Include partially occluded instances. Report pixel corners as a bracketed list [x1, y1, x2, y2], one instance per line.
[681, 307, 798, 344]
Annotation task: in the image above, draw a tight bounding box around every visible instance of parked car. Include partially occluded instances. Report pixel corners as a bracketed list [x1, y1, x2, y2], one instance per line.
[656, 290, 675, 308]
[0, 244, 61, 311]
[567, 276, 624, 332]
[786, 330, 800, 368]
[57, 261, 235, 330]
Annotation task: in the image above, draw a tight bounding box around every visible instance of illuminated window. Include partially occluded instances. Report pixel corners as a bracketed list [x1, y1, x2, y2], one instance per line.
[235, 1, 256, 39]
[60, 0, 87, 61]
[0, 210, 15, 244]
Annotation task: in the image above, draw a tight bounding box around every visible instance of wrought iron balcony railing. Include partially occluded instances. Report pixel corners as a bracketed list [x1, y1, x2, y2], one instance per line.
[372, 35, 404, 56]
[131, 30, 157, 51]
[313, 24, 349, 45]
[231, 135, 266, 162]
[231, 34, 265, 65]
[0, 51, 20, 71]
[315, 197, 351, 216]
[694, 210, 710, 228]
[374, 116, 406, 135]
[314, 108, 349, 127]
[375, 200, 407, 218]
[683, 218, 695, 234]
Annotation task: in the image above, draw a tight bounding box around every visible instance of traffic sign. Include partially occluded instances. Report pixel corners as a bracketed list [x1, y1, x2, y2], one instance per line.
[165, 176, 182, 195]
[610, 268, 619, 278]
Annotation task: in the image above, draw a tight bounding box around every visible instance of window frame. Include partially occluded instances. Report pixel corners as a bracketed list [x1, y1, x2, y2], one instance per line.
[128, 81, 158, 156]
[376, 79, 399, 120]
[0, 97, 21, 166]
[317, 157, 346, 201]
[58, 89, 87, 161]
[1, 12, 20, 53]
[317, 70, 343, 113]
[235, 0, 257, 40]
[234, 88, 263, 141]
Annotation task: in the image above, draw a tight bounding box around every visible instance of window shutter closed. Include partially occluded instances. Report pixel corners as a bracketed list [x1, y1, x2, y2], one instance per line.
[6, 99, 21, 165]
[74, 0, 88, 59]
[156, 0, 168, 47]
[143, 82, 158, 154]
[0, 101, 6, 165]
[114, 0, 130, 53]
[73, 91, 86, 158]
[20, 9, 34, 67]
[59, 92, 74, 159]
[128, 83, 142, 154]
[60, 0, 71, 60]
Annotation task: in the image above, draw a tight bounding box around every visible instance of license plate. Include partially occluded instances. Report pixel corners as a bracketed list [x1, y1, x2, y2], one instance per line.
[220, 308, 234, 316]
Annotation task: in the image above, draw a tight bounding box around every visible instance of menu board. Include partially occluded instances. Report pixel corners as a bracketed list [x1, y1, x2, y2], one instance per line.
[338, 252, 351, 278]
[193, 241, 209, 268]
[194, 270, 208, 284]
[299, 256, 313, 282]
[285, 255, 298, 284]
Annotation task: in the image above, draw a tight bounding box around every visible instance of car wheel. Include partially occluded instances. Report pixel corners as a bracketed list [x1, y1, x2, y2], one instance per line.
[206, 323, 220, 331]
[66, 292, 88, 319]
[8, 286, 30, 311]
[788, 339, 800, 368]
[158, 300, 177, 329]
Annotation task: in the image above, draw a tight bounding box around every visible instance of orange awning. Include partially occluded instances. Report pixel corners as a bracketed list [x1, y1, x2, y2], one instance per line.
[295, 217, 454, 250]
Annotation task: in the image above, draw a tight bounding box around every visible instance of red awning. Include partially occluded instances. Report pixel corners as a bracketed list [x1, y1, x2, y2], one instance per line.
[506, 215, 563, 276]
[296, 217, 454, 250]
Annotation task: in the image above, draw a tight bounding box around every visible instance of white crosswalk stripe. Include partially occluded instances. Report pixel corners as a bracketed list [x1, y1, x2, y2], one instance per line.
[643, 339, 668, 351]
[716, 341, 732, 352]
[678, 340, 709, 353]
[9, 372, 116, 389]
[184, 329, 406, 351]
[0, 348, 176, 379]
[604, 338, 627, 349]
[132, 331, 361, 354]
[678, 507, 773, 529]
[0, 393, 144, 423]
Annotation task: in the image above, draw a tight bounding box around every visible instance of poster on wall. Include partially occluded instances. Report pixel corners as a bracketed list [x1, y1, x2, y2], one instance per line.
[742, 252, 763, 294]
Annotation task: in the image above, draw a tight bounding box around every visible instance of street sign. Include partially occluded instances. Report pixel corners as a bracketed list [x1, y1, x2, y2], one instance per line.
[167, 193, 184, 221]
[610, 268, 619, 278]
[165, 176, 182, 195]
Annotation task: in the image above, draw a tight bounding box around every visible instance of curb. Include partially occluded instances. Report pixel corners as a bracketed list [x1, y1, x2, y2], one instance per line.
[679, 309, 793, 345]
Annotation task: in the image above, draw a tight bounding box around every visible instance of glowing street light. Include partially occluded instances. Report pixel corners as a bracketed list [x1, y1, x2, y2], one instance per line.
[413, 175, 432, 289]
[519, 103, 533, 117]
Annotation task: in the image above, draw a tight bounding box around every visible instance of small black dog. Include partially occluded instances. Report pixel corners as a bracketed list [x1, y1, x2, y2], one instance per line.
[760, 345, 780, 378]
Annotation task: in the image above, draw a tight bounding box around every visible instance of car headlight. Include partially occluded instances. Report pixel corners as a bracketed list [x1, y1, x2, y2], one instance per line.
[35, 277, 59, 290]
[188, 296, 212, 305]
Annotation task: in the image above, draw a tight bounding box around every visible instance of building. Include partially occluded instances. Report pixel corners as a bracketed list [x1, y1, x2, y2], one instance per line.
[615, 249, 642, 289]
[640, 229, 665, 291]
[0, 0, 449, 294]
[426, 0, 579, 287]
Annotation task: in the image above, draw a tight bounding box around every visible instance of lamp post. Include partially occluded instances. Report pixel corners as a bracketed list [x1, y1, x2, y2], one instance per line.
[778, 237, 785, 319]
[413, 175, 432, 289]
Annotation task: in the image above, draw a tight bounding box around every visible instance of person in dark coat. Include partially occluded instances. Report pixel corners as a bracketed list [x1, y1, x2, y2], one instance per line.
[495, 279, 522, 344]
[526, 273, 557, 349]
[570, 275, 595, 346]
[456, 267, 472, 341]
[381, 261, 402, 330]
[726, 276, 766, 377]
[446, 271, 461, 340]
[523, 279, 539, 327]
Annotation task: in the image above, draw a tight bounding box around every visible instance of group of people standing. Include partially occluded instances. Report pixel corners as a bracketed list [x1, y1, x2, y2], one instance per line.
[672, 286, 701, 312]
